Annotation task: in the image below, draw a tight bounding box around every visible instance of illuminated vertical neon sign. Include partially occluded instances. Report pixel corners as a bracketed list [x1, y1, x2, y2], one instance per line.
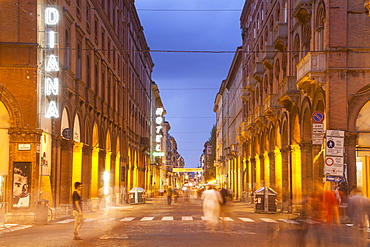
[44, 7, 59, 118]
[153, 108, 165, 157]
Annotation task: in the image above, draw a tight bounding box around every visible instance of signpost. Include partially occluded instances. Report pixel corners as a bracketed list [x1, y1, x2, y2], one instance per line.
[312, 111, 324, 145]
[324, 156, 344, 176]
[325, 130, 345, 179]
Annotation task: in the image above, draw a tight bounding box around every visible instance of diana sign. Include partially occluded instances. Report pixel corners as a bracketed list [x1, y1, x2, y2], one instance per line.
[44, 7, 60, 118]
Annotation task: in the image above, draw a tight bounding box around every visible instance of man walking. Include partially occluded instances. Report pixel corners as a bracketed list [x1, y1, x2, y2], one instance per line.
[73, 182, 83, 240]
[167, 186, 173, 205]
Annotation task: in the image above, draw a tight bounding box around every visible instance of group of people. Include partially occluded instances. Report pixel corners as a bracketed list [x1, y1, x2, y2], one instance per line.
[201, 186, 231, 231]
[300, 183, 370, 226]
[296, 183, 370, 246]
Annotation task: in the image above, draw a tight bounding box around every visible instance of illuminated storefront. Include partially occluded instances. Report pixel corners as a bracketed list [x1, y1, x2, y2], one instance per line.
[0, 1, 154, 221]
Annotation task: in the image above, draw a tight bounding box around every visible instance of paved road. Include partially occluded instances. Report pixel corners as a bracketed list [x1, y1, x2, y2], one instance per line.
[0, 197, 369, 246]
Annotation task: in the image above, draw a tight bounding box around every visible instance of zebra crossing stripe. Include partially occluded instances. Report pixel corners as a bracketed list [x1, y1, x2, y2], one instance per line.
[98, 217, 115, 222]
[9, 225, 32, 231]
[162, 217, 173, 221]
[220, 217, 234, 221]
[120, 217, 135, 221]
[57, 219, 75, 224]
[239, 217, 255, 222]
[299, 219, 321, 225]
[140, 217, 154, 221]
[279, 219, 299, 224]
[182, 216, 193, 221]
[260, 218, 278, 223]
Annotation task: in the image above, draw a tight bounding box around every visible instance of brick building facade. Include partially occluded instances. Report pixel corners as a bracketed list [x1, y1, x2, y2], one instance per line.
[0, 0, 154, 221]
[216, 0, 370, 212]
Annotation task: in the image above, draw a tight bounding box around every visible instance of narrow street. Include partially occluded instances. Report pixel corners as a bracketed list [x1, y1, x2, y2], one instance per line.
[0, 196, 368, 247]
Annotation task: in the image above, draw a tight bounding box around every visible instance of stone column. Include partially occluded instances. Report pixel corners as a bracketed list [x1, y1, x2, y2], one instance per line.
[281, 147, 291, 213]
[269, 151, 276, 189]
[300, 142, 313, 197]
[346, 132, 357, 190]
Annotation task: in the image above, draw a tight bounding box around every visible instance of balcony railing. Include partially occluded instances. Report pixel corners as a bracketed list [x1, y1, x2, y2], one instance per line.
[263, 94, 281, 119]
[293, 0, 312, 21]
[241, 87, 250, 102]
[274, 23, 288, 51]
[296, 52, 326, 85]
[262, 45, 276, 69]
[245, 76, 257, 92]
[253, 62, 265, 82]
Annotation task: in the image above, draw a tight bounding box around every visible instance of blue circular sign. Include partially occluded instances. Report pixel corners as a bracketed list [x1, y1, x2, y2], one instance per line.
[327, 140, 335, 148]
[312, 111, 324, 123]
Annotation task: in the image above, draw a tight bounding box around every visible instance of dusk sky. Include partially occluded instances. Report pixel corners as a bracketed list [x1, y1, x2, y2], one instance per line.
[135, 0, 245, 168]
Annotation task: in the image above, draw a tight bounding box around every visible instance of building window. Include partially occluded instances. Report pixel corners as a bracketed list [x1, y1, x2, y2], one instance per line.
[77, 42, 82, 79]
[65, 29, 70, 69]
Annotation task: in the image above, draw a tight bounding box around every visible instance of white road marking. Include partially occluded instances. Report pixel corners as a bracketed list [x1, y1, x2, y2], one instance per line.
[120, 217, 135, 221]
[140, 217, 154, 221]
[260, 218, 278, 223]
[162, 216, 173, 221]
[57, 219, 75, 224]
[98, 217, 115, 222]
[279, 219, 299, 224]
[220, 217, 234, 221]
[182, 216, 193, 221]
[239, 217, 255, 222]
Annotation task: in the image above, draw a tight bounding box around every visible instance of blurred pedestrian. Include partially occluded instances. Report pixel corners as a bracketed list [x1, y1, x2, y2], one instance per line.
[220, 187, 230, 231]
[173, 188, 179, 203]
[167, 186, 173, 205]
[72, 182, 83, 240]
[121, 186, 127, 204]
[322, 182, 340, 225]
[347, 188, 369, 228]
[201, 186, 223, 232]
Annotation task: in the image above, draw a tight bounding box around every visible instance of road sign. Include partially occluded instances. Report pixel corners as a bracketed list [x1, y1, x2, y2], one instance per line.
[312, 123, 324, 144]
[326, 176, 343, 182]
[326, 136, 344, 156]
[324, 156, 344, 176]
[312, 123, 324, 134]
[326, 130, 345, 137]
[312, 111, 324, 123]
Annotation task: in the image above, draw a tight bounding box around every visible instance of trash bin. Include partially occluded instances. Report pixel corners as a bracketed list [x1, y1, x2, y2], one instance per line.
[129, 187, 146, 204]
[35, 199, 49, 224]
[254, 187, 277, 213]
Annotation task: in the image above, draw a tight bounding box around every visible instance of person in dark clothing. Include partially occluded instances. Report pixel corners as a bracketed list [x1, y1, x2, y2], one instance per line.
[167, 187, 173, 205]
[220, 188, 229, 205]
[73, 182, 83, 240]
[219, 187, 230, 231]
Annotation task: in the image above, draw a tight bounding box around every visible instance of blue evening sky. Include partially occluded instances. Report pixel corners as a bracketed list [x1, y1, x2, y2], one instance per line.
[135, 0, 245, 168]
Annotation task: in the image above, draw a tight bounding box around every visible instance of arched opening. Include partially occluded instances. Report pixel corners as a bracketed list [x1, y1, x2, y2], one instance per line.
[291, 115, 302, 206]
[356, 100, 370, 197]
[91, 124, 99, 198]
[0, 101, 10, 203]
[72, 114, 83, 194]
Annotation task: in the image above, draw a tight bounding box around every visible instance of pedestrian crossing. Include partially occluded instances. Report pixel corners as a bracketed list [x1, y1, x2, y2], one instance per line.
[54, 216, 321, 225]
[0, 224, 32, 233]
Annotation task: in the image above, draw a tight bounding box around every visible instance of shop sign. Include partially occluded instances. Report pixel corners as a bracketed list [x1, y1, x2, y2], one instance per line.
[154, 108, 164, 155]
[44, 7, 60, 118]
[18, 144, 31, 151]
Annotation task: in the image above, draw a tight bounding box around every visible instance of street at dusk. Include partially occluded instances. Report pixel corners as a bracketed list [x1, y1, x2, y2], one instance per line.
[0, 196, 368, 247]
[1, 0, 370, 246]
